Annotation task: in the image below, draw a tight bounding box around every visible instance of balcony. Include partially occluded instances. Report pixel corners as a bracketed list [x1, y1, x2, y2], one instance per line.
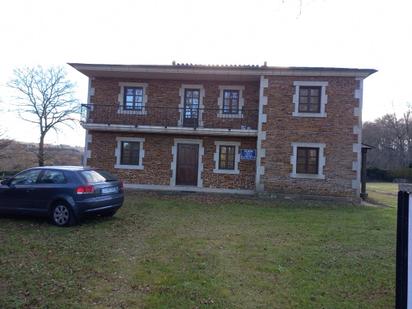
[81, 104, 259, 137]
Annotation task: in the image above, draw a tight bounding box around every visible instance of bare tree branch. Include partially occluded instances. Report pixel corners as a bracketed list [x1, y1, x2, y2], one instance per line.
[8, 66, 79, 166]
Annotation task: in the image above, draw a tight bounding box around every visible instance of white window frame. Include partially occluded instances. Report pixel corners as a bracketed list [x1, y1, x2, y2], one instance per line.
[114, 137, 145, 170]
[213, 141, 240, 174]
[118, 82, 148, 115]
[290, 142, 325, 179]
[292, 81, 328, 118]
[217, 86, 245, 118]
[178, 84, 205, 127]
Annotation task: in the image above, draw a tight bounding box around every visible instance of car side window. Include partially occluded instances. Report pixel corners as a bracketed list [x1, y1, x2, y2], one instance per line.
[10, 170, 42, 186]
[38, 170, 67, 184]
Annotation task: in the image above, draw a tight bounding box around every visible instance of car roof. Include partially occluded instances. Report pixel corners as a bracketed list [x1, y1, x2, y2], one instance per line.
[28, 166, 91, 171]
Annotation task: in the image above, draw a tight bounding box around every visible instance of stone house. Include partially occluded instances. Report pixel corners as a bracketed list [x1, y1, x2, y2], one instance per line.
[70, 63, 376, 201]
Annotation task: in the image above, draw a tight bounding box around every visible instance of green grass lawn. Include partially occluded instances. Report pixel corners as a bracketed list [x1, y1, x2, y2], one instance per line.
[0, 190, 396, 309]
[367, 182, 398, 207]
[367, 182, 398, 195]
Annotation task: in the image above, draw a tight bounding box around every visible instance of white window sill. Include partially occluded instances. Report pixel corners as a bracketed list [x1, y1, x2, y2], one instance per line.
[217, 113, 243, 119]
[290, 173, 325, 180]
[114, 164, 144, 170]
[213, 168, 240, 175]
[117, 108, 147, 115]
[292, 112, 327, 118]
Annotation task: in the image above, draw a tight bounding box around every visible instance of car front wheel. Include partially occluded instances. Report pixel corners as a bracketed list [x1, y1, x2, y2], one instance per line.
[51, 203, 76, 226]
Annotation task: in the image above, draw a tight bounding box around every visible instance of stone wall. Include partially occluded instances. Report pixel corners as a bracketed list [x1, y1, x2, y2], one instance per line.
[261, 76, 359, 199]
[87, 131, 256, 190]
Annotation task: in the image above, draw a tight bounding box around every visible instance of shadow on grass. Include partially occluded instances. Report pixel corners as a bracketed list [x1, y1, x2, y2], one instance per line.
[0, 213, 119, 227]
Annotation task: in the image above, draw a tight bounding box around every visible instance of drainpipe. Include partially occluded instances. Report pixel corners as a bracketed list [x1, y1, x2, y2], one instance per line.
[360, 146, 370, 199]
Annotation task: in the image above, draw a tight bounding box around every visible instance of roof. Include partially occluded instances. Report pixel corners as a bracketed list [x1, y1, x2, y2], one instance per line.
[68, 62, 377, 81]
[362, 143, 374, 149]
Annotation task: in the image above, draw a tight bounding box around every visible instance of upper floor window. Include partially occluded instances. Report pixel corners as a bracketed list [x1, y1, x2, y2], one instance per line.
[178, 84, 205, 127]
[118, 82, 148, 115]
[124, 87, 144, 111]
[217, 86, 245, 118]
[293, 81, 328, 117]
[223, 90, 240, 114]
[298, 87, 321, 113]
[183, 88, 201, 126]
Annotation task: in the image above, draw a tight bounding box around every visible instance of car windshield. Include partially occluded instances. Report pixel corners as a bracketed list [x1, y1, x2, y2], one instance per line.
[81, 170, 117, 183]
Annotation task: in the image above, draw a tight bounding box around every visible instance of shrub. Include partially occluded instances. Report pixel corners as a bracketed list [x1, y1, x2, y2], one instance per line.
[390, 168, 412, 182]
[367, 167, 393, 182]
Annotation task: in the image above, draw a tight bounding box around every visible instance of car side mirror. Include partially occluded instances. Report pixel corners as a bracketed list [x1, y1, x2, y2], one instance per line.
[1, 177, 12, 186]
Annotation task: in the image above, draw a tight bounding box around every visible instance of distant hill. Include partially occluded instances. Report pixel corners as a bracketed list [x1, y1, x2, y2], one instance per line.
[0, 139, 83, 173]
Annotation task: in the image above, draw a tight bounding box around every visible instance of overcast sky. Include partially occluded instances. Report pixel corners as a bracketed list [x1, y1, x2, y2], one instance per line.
[0, 0, 411, 146]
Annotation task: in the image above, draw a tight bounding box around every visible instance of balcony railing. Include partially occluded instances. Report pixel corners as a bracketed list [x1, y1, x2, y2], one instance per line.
[81, 104, 258, 130]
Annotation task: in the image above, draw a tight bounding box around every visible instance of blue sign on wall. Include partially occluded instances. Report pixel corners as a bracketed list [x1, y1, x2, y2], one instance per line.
[240, 149, 256, 160]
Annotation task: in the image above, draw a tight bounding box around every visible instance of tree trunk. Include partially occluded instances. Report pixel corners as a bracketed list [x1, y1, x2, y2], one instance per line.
[38, 134, 45, 166]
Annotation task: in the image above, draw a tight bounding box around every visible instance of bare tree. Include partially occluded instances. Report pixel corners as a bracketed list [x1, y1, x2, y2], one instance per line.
[404, 105, 412, 166]
[363, 106, 412, 170]
[0, 127, 12, 159]
[8, 66, 79, 166]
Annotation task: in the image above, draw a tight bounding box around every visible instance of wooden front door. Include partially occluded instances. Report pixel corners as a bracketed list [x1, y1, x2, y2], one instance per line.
[176, 143, 199, 186]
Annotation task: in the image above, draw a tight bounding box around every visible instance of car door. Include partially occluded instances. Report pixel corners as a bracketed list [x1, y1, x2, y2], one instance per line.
[0, 178, 13, 210]
[0, 169, 42, 213]
[33, 169, 68, 214]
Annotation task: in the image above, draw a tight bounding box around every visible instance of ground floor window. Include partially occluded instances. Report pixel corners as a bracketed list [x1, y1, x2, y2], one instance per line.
[296, 147, 319, 174]
[120, 141, 140, 165]
[115, 137, 145, 169]
[219, 145, 236, 170]
[213, 141, 240, 174]
[291, 142, 325, 179]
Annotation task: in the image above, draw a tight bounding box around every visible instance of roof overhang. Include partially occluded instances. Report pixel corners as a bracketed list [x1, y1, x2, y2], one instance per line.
[362, 143, 374, 150]
[68, 63, 377, 81]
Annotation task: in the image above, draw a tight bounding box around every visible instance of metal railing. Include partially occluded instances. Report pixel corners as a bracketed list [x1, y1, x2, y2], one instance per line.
[81, 104, 258, 130]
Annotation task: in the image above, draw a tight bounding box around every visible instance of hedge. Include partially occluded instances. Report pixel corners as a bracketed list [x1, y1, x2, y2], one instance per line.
[367, 167, 412, 182]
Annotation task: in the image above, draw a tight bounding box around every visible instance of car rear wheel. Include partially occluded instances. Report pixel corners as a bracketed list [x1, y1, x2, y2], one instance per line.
[51, 203, 76, 226]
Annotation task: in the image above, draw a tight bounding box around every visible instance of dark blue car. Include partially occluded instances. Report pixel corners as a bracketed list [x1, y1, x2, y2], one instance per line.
[0, 166, 124, 226]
